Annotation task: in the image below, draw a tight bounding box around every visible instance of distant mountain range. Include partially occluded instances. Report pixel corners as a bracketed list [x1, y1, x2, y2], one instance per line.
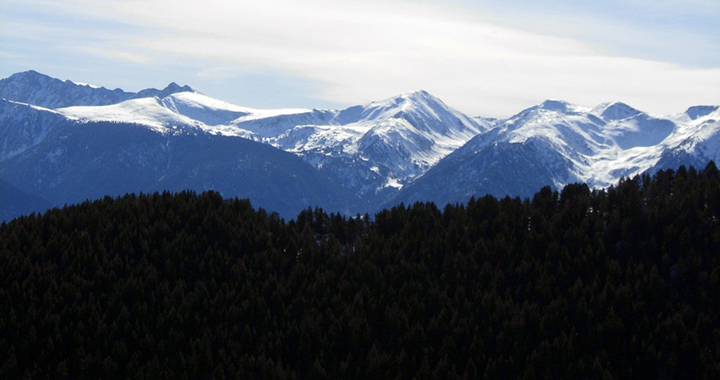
[1, 70, 718, 220]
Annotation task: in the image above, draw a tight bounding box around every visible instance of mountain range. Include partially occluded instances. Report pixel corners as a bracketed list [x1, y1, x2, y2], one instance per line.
[1, 70, 718, 220]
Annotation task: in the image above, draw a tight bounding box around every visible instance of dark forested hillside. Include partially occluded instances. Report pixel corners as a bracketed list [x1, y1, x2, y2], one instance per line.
[1, 163, 720, 379]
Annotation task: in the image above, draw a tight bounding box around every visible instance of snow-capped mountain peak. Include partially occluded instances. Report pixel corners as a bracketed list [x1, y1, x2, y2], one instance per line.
[5, 69, 720, 221]
[538, 99, 575, 112]
[392, 89, 443, 108]
[333, 90, 480, 130]
[132, 82, 195, 100]
[5, 70, 65, 88]
[686, 105, 719, 120]
[333, 90, 441, 125]
[261, 89, 491, 202]
[162, 82, 193, 94]
[370, 89, 437, 106]
[592, 101, 643, 121]
[502, 100, 592, 131]
[0, 70, 203, 111]
[56, 89, 319, 139]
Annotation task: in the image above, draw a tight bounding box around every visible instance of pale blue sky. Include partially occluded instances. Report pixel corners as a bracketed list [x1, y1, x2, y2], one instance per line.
[1, 0, 718, 117]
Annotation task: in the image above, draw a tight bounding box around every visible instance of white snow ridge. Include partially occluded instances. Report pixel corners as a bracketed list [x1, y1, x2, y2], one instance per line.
[2, 70, 720, 214]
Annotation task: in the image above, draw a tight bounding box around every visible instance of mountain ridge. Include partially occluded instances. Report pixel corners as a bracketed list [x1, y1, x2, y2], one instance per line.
[0, 70, 194, 109]
[390, 99, 720, 207]
[0, 97, 356, 220]
[1, 70, 718, 220]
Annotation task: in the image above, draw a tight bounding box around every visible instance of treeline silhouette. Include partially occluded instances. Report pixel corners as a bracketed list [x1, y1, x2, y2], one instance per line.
[2, 163, 720, 379]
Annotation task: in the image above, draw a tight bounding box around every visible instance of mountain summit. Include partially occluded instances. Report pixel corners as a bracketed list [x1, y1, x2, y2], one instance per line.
[0, 70, 196, 109]
[389, 97, 716, 208]
[685, 105, 719, 120]
[268, 89, 494, 206]
[1, 70, 719, 220]
[592, 101, 643, 120]
[133, 82, 195, 99]
[0, 70, 132, 108]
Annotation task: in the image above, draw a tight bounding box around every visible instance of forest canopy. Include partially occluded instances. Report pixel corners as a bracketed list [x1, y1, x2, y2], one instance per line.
[1, 163, 720, 379]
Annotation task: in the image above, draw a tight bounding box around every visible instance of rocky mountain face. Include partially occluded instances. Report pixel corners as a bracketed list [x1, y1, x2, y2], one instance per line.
[391, 101, 719, 207]
[0, 70, 192, 108]
[0, 100, 353, 220]
[0, 70, 717, 220]
[0, 177, 51, 221]
[265, 90, 493, 210]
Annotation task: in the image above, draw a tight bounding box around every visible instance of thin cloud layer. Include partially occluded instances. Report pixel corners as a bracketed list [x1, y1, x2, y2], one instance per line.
[2, 0, 719, 116]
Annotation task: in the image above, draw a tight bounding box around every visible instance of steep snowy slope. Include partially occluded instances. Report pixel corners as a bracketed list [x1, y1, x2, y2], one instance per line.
[50, 82, 492, 208]
[235, 109, 337, 138]
[0, 99, 72, 161]
[390, 139, 573, 207]
[390, 100, 600, 205]
[4, 70, 720, 216]
[58, 90, 326, 139]
[651, 106, 720, 172]
[59, 97, 206, 133]
[592, 101, 643, 121]
[55, 87, 489, 185]
[0, 101, 357, 218]
[390, 100, 716, 208]
[592, 102, 675, 149]
[267, 90, 492, 208]
[324, 90, 488, 164]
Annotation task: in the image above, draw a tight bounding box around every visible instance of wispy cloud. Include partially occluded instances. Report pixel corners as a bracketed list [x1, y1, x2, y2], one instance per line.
[2, 0, 718, 116]
[73, 45, 152, 64]
[196, 67, 241, 79]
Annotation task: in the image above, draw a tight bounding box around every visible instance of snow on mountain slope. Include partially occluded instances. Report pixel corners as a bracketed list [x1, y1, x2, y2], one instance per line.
[390, 139, 575, 207]
[273, 124, 362, 155]
[159, 91, 252, 126]
[47, 84, 492, 196]
[390, 100, 720, 208]
[350, 90, 487, 164]
[487, 99, 685, 187]
[454, 100, 611, 186]
[235, 109, 337, 138]
[266, 90, 490, 204]
[0, 70, 195, 109]
[158, 90, 317, 131]
[591, 101, 643, 121]
[0, 99, 72, 162]
[684, 105, 719, 120]
[57, 84, 491, 205]
[0, 115, 358, 218]
[0, 71, 490, 201]
[56, 91, 320, 140]
[134, 82, 194, 100]
[474, 116, 501, 129]
[652, 106, 720, 171]
[5, 70, 720, 216]
[59, 97, 205, 133]
[333, 90, 483, 133]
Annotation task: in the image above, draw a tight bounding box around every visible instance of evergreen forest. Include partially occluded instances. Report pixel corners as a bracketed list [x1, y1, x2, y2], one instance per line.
[2, 163, 720, 379]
